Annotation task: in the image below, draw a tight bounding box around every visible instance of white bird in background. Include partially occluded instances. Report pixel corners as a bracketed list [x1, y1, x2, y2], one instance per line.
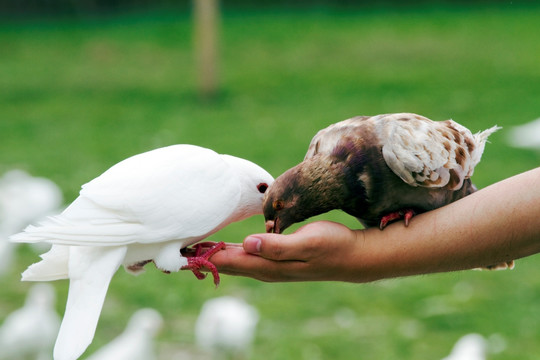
[0, 170, 63, 275]
[0, 283, 61, 360]
[441, 333, 487, 360]
[195, 296, 259, 360]
[506, 117, 540, 150]
[84, 308, 163, 360]
[10, 145, 274, 360]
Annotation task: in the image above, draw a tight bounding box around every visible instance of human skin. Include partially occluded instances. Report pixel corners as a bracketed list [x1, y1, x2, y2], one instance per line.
[208, 167, 540, 283]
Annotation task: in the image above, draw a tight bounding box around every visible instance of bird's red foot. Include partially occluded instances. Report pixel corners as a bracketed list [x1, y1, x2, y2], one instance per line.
[379, 209, 416, 230]
[181, 241, 226, 287]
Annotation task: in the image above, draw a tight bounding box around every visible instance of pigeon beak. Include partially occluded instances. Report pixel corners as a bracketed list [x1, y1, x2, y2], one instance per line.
[265, 220, 275, 233]
[266, 218, 284, 234]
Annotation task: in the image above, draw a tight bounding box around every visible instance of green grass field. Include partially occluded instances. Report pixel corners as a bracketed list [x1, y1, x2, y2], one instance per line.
[1, 4, 540, 359]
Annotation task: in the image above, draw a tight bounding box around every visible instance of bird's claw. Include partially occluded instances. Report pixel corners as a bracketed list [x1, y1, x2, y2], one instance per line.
[403, 210, 415, 226]
[181, 241, 226, 287]
[379, 209, 416, 230]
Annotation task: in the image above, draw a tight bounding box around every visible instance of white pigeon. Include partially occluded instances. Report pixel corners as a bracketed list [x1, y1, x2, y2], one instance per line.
[506, 117, 540, 150]
[441, 333, 487, 360]
[84, 308, 163, 360]
[10, 144, 274, 360]
[0, 283, 61, 360]
[195, 296, 259, 359]
[0, 170, 63, 274]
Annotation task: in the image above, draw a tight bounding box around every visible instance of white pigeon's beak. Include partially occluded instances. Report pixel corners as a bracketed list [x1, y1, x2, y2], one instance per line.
[265, 220, 275, 233]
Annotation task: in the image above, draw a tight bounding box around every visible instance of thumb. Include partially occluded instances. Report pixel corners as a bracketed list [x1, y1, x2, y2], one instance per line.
[243, 233, 305, 261]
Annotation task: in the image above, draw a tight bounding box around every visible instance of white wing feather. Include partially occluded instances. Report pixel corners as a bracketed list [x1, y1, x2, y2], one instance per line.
[379, 114, 453, 187]
[11, 145, 241, 246]
[377, 114, 499, 189]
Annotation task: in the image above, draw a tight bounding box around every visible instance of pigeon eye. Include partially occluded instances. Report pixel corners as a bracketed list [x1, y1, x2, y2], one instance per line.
[273, 200, 284, 211]
[257, 183, 268, 194]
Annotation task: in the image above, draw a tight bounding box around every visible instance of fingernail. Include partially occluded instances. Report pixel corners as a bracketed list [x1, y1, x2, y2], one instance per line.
[244, 236, 262, 254]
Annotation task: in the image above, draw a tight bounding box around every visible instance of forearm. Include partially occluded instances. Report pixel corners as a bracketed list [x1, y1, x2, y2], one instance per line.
[353, 167, 540, 282]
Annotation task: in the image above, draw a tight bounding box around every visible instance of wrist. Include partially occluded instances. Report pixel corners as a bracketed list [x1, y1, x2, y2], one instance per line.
[345, 228, 394, 283]
[346, 226, 431, 283]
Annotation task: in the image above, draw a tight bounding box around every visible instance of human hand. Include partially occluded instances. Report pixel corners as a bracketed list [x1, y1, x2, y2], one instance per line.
[209, 221, 365, 282]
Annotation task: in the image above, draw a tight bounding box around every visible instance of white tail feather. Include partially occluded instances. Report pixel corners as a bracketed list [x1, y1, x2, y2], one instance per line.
[53, 246, 126, 360]
[471, 125, 501, 167]
[22, 245, 70, 281]
[474, 125, 501, 145]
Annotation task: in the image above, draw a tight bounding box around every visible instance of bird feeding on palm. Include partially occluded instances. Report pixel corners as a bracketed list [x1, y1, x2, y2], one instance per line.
[263, 112, 503, 234]
[11, 144, 273, 360]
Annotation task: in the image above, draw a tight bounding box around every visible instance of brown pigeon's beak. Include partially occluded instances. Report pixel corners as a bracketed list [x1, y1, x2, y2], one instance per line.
[265, 220, 275, 233]
[266, 219, 283, 234]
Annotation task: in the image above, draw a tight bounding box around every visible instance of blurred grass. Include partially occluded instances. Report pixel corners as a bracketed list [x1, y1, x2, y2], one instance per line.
[1, 4, 540, 359]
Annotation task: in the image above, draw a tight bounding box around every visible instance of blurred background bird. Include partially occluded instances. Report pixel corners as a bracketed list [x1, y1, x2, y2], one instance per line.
[0, 283, 61, 360]
[441, 333, 487, 360]
[506, 117, 540, 151]
[195, 296, 259, 360]
[84, 308, 163, 360]
[0, 170, 63, 276]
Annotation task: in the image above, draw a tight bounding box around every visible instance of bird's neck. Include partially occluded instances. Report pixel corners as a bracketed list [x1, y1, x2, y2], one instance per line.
[297, 156, 348, 214]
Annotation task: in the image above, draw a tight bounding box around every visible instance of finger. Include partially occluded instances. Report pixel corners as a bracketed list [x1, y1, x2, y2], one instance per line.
[210, 246, 311, 282]
[243, 233, 310, 261]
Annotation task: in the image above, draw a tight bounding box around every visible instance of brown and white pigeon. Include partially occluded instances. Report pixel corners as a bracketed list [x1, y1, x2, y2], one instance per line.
[263, 113, 506, 253]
